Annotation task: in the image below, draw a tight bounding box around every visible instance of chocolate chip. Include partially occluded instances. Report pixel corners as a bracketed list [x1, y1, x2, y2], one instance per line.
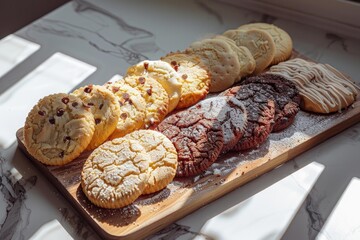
[112, 86, 119, 93]
[87, 102, 94, 106]
[138, 77, 145, 84]
[61, 97, 69, 104]
[170, 61, 177, 66]
[63, 136, 71, 143]
[59, 151, 64, 158]
[72, 102, 78, 107]
[174, 65, 179, 71]
[99, 103, 104, 110]
[122, 93, 130, 101]
[146, 87, 152, 96]
[49, 117, 55, 124]
[120, 113, 128, 120]
[84, 85, 93, 93]
[144, 62, 149, 70]
[56, 108, 65, 117]
[182, 74, 188, 80]
[38, 110, 45, 116]
[128, 99, 133, 105]
[95, 118, 101, 125]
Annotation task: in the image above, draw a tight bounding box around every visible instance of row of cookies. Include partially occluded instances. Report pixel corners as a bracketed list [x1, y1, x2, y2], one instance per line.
[156, 73, 301, 177]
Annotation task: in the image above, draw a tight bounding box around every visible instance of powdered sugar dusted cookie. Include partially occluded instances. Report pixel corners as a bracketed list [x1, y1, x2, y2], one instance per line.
[126, 60, 182, 112]
[72, 85, 120, 149]
[24, 93, 95, 165]
[81, 137, 150, 208]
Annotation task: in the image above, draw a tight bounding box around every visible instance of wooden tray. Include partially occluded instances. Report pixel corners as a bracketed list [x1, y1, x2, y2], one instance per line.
[16, 61, 360, 239]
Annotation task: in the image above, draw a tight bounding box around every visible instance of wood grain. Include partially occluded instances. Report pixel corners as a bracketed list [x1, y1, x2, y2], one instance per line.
[16, 53, 360, 239]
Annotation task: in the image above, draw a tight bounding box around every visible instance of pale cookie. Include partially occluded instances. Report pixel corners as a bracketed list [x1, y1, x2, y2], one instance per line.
[122, 75, 169, 129]
[222, 29, 275, 74]
[126, 130, 178, 194]
[187, 38, 241, 92]
[104, 81, 146, 139]
[81, 137, 150, 208]
[238, 23, 292, 64]
[126, 60, 182, 112]
[72, 85, 120, 150]
[214, 35, 256, 80]
[24, 93, 95, 166]
[161, 52, 211, 109]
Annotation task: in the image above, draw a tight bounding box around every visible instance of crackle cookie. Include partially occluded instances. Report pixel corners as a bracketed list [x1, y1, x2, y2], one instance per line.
[24, 93, 95, 165]
[222, 29, 275, 74]
[121, 75, 169, 129]
[126, 130, 178, 194]
[156, 110, 224, 177]
[71, 85, 120, 149]
[186, 38, 240, 92]
[220, 84, 276, 151]
[242, 74, 301, 132]
[126, 60, 182, 112]
[238, 23, 292, 64]
[104, 81, 146, 139]
[187, 96, 247, 153]
[161, 52, 211, 109]
[214, 35, 256, 80]
[81, 137, 150, 208]
[269, 58, 359, 113]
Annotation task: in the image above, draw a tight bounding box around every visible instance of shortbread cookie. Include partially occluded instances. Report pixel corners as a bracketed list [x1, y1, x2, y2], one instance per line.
[269, 58, 359, 113]
[156, 111, 224, 177]
[72, 85, 120, 149]
[81, 137, 150, 208]
[122, 75, 169, 129]
[161, 52, 211, 109]
[126, 60, 182, 112]
[220, 84, 276, 151]
[242, 74, 301, 132]
[104, 82, 146, 139]
[24, 93, 95, 165]
[187, 38, 241, 92]
[126, 130, 178, 194]
[238, 23, 292, 64]
[223, 29, 275, 74]
[187, 96, 247, 152]
[214, 35, 256, 80]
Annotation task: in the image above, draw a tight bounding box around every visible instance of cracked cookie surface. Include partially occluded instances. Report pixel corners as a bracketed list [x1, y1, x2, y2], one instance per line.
[81, 137, 150, 208]
[24, 93, 95, 165]
[126, 130, 178, 194]
[72, 85, 120, 149]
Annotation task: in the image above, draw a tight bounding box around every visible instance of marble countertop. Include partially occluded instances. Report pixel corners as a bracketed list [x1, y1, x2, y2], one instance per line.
[1, 0, 360, 239]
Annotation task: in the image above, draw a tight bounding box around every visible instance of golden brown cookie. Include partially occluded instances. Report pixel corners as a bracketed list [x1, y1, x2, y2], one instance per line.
[71, 85, 120, 150]
[126, 60, 182, 112]
[269, 58, 359, 113]
[222, 29, 275, 74]
[126, 130, 178, 194]
[121, 75, 169, 129]
[104, 81, 146, 139]
[161, 51, 211, 109]
[81, 137, 150, 208]
[24, 93, 95, 165]
[238, 23, 292, 64]
[187, 38, 240, 92]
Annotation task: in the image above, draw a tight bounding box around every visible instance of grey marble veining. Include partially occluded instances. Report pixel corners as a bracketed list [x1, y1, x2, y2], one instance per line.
[0, 0, 359, 239]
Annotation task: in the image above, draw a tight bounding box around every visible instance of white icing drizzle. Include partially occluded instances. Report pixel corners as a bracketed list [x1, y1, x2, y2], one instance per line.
[268, 58, 359, 113]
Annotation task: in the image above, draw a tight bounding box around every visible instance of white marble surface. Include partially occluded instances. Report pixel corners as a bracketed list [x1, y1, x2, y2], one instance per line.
[0, 0, 360, 239]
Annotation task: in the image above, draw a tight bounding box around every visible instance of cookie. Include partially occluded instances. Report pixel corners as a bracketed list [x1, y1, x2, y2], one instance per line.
[269, 58, 359, 113]
[104, 81, 146, 139]
[121, 75, 169, 129]
[126, 60, 182, 112]
[71, 85, 120, 149]
[187, 38, 240, 92]
[187, 96, 247, 152]
[126, 130, 178, 194]
[214, 35, 256, 80]
[156, 111, 224, 177]
[24, 93, 95, 165]
[220, 84, 276, 151]
[241, 74, 301, 132]
[81, 137, 150, 208]
[161, 52, 211, 109]
[238, 23, 292, 64]
[222, 29, 275, 74]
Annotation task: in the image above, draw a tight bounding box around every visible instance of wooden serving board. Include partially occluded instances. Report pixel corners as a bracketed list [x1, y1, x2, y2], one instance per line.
[16, 57, 360, 239]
